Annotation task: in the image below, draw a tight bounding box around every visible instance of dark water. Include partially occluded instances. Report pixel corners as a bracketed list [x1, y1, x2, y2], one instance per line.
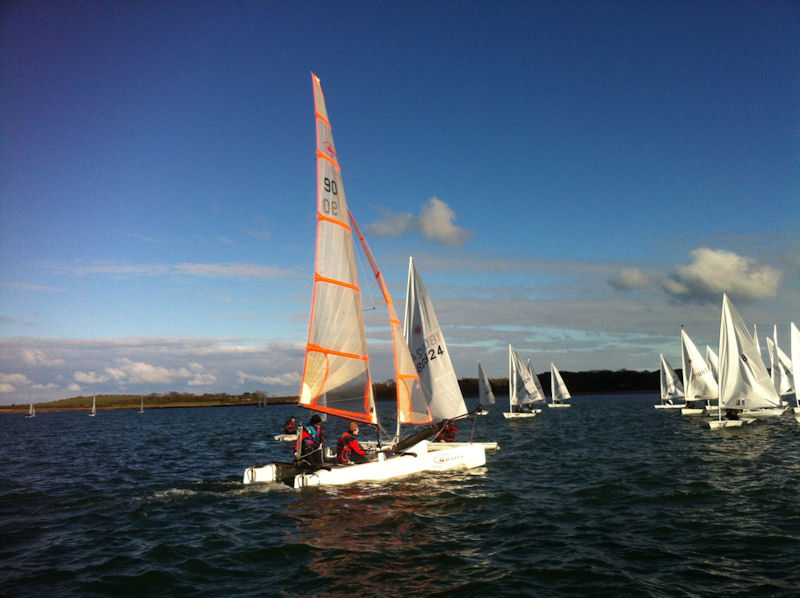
[2, 395, 799, 597]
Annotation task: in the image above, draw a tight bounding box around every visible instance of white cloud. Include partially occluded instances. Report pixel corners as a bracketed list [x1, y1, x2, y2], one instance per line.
[0, 373, 32, 393]
[237, 370, 301, 387]
[368, 197, 472, 247]
[61, 262, 296, 279]
[419, 197, 473, 246]
[22, 349, 65, 366]
[611, 268, 652, 291]
[663, 247, 782, 301]
[74, 371, 110, 384]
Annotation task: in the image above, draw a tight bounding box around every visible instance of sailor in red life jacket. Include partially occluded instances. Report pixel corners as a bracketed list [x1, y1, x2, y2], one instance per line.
[300, 414, 325, 465]
[284, 416, 297, 434]
[336, 421, 369, 464]
[433, 421, 456, 442]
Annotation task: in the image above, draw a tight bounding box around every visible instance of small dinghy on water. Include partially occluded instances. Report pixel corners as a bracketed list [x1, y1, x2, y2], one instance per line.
[476, 361, 495, 415]
[679, 329, 718, 416]
[26, 401, 35, 418]
[89, 396, 97, 417]
[403, 257, 497, 451]
[503, 344, 544, 419]
[548, 362, 572, 408]
[790, 322, 800, 417]
[243, 75, 485, 488]
[655, 353, 685, 409]
[137, 396, 144, 414]
[710, 294, 779, 429]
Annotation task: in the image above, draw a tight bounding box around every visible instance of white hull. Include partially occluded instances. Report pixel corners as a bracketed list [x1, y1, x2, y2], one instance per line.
[273, 433, 298, 442]
[708, 417, 756, 429]
[475, 410, 489, 416]
[741, 406, 787, 418]
[503, 410, 541, 419]
[243, 441, 485, 488]
[427, 440, 498, 451]
[681, 408, 706, 416]
[654, 403, 686, 410]
[547, 403, 571, 408]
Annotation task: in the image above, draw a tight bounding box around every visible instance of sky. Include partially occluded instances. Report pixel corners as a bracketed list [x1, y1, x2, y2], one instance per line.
[1, 0, 798, 405]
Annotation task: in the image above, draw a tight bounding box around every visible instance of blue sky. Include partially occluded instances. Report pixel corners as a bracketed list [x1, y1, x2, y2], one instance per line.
[1, 0, 798, 404]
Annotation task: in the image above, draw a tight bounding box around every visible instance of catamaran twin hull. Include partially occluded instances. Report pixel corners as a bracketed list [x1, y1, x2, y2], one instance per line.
[242, 441, 486, 488]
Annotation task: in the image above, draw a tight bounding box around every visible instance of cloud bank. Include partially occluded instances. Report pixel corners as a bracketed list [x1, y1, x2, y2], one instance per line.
[369, 197, 472, 247]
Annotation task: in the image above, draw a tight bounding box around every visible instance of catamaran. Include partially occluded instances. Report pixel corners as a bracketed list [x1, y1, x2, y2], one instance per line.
[89, 396, 96, 417]
[655, 353, 685, 409]
[679, 329, 718, 416]
[403, 257, 497, 450]
[242, 75, 485, 487]
[548, 362, 572, 408]
[477, 361, 495, 414]
[504, 344, 544, 418]
[710, 294, 782, 428]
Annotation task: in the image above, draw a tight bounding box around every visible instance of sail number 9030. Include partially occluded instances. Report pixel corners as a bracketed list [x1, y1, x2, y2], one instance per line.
[322, 177, 339, 216]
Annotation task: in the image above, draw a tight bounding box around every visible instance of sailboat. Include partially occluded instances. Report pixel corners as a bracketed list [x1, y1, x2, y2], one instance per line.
[790, 322, 800, 419]
[679, 329, 719, 416]
[710, 294, 782, 429]
[137, 396, 144, 414]
[88, 396, 97, 417]
[548, 363, 572, 408]
[243, 74, 485, 487]
[766, 325, 793, 402]
[655, 353, 685, 409]
[403, 257, 497, 450]
[503, 344, 544, 418]
[477, 361, 495, 414]
[26, 401, 35, 418]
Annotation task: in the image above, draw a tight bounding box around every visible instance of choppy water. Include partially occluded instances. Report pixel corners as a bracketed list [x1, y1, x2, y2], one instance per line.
[2, 394, 799, 597]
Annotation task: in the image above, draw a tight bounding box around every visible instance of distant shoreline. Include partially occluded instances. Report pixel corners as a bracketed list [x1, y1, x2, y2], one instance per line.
[1, 369, 660, 413]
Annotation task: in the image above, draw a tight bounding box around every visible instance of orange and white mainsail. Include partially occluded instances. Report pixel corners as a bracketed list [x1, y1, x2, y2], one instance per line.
[299, 74, 376, 424]
[350, 214, 431, 426]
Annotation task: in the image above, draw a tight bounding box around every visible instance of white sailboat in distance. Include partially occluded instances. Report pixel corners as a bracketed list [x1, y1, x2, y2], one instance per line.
[548, 363, 572, 408]
[504, 344, 544, 419]
[655, 353, 685, 409]
[89, 396, 97, 417]
[710, 294, 781, 429]
[679, 329, 718, 416]
[477, 361, 495, 415]
[243, 74, 485, 487]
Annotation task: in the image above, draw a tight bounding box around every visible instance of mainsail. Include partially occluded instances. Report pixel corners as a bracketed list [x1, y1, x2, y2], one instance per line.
[718, 294, 780, 411]
[299, 74, 377, 424]
[550, 363, 571, 405]
[680, 329, 718, 401]
[478, 361, 496, 405]
[659, 353, 684, 401]
[403, 257, 467, 420]
[705, 346, 719, 382]
[767, 325, 794, 396]
[508, 344, 544, 408]
[791, 322, 800, 401]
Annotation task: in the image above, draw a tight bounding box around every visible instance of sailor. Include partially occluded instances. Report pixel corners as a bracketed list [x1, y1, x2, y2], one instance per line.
[300, 414, 325, 465]
[284, 415, 297, 434]
[336, 421, 369, 464]
[433, 421, 456, 442]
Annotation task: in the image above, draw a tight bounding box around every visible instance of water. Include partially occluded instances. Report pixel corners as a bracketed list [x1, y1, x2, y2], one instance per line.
[2, 395, 799, 597]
